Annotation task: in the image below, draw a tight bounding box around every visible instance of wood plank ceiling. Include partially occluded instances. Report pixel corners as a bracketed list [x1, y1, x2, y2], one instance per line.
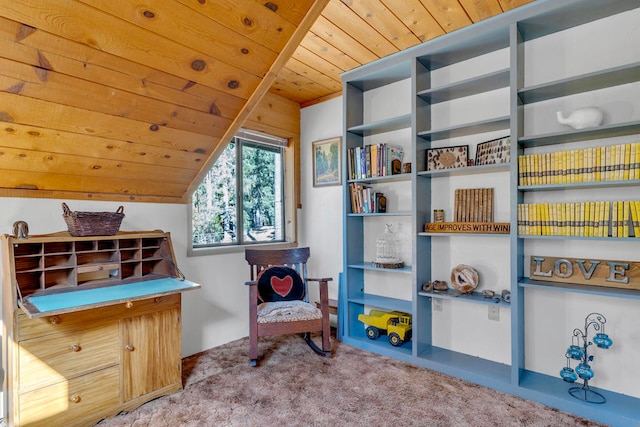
[0, 0, 533, 204]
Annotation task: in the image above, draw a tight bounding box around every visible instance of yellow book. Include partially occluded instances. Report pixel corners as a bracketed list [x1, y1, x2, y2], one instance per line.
[526, 154, 533, 186]
[589, 147, 596, 182]
[528, 204, 535, 235]
[604, 201, 611, 238]
[617, 199, 624, 237]
[518, 155, 525, 186]
[624, 143, 632, 180]
[559, 203, 565, 236]
[623, 201, 630, 237]
[550, 152, 557, 184]
[540, 153, 547, 186]
[604, 145, 611, 181]
[545, 152, 551, 185]
[591, 201, 598, 237]
[635, 142, 640, 180]
[632, 144, 637, 180]
[595, 146, 602, 182]
[630, 201, 639, 238]
[598, 201, 605, 237]
[523, 204, 529, 235]
[612, 201, 618, 237]
[570, 203, 577, 236]
[615, 144, 623, 181]
[517, 204, 522, 235]
[584, 201, 592, 237]
[533, 154, 540, 185]
[584, 148, 590, 182]
[569, 150, 575, 183]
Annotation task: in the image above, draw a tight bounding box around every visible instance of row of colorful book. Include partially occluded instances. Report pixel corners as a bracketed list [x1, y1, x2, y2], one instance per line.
[347, 143, 404, 180]
[517, 201, 640, 237]
[518, 142, 640, 186]
[453, 188, 494, 222]
[349, 183, 386, 214]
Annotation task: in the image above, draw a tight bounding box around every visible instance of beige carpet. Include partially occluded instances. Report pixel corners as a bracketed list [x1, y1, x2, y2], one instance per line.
[96, 333, 606, 426]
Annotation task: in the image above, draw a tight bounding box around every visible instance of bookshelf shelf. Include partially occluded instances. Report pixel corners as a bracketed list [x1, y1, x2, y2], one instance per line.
[418, 163, 509, 178]
[518, 61, 640, 104]
[417, 116, 510, 142]
[518, 120, 640, 148]
[418, 289, 511, 307]
[518, 179, 640, 192]
[417, 68, 510, 104]
[347, 114, 412, 137]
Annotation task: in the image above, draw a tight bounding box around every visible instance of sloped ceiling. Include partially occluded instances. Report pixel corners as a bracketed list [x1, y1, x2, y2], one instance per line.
[0, 0, 533, 203]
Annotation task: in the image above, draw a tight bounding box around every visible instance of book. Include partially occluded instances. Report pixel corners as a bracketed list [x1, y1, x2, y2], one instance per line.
[623, 200, 630, 237]
[624, 143, 632, 180]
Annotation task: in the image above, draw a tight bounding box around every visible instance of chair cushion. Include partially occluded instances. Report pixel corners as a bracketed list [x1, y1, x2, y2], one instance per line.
[257, 300, 322, 323]
[257, 265, 305, 303]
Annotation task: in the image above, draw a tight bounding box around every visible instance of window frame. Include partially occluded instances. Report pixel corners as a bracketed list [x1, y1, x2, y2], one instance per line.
[187, 130, 297, 256]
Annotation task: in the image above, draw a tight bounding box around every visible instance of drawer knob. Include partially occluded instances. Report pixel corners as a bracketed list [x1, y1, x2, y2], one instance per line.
[70, 344, 82, 352]
[126, 301, 133, 309]
[49, 315, 61, 324]
[125, 344, 135, 351]
[154, 297, 163, 303]
[70, 395, 81, 403]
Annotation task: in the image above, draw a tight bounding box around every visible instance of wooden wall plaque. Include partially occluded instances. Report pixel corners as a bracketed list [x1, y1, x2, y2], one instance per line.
[530, 255, 640, 290]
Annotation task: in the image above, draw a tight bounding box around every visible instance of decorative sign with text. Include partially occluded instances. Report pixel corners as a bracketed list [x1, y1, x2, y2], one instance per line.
[529, 255, 640, 290]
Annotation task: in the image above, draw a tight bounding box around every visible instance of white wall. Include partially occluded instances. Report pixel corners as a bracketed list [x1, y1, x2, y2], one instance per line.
[299, 97, 344, 303]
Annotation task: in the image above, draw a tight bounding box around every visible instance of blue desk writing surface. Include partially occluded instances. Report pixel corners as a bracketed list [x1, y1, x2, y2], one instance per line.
[23, 278, 200, 318]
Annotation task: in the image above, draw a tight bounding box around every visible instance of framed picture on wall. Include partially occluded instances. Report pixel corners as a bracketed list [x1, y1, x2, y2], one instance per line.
[426, 145, 468, 171]
[475, 136, 511, 165]
[313, 137, 342, 187]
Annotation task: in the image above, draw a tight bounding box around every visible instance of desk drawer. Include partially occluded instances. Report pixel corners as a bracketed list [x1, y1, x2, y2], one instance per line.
[19, 366, 120, 427]
[19, 323, 118, 393]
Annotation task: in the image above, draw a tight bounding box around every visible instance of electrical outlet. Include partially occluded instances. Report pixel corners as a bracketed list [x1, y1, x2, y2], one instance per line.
[488, 305, 500, 321]
[433, 298, 442, 312]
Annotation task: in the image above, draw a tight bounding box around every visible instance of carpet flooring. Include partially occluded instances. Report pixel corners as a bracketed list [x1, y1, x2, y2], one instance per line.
[96, 333, 607, 426]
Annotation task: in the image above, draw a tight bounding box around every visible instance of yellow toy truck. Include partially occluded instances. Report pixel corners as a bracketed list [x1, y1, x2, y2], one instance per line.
[357, 310, 412, 346]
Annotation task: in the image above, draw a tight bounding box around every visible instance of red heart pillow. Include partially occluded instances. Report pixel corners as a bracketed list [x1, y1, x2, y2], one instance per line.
[256, 266, 305, 302]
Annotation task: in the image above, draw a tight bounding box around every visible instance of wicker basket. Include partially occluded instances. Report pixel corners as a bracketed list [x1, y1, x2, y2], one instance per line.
[62, 203, 125, 237]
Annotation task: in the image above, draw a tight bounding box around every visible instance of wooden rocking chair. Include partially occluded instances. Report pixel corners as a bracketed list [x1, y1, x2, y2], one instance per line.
[245, 247, 332, 366]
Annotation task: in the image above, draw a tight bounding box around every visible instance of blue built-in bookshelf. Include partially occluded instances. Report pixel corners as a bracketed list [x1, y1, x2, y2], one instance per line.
[340, 1, 640, 426]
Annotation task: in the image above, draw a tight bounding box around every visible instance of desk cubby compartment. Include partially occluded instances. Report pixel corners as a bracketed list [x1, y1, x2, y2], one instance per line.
[120, 262, 140, 280]
[77, 251, 117, 265]
[13, 243, 42, 257]
[14, 255, 41, 271]
[43, 268, 75, 289]
[43, 241, 73, 254]
[120, 248, 141, 261]
[73, 240, 95, 252]
[43, 253, 74, 268]
[15, 272, 42, 297]
[141, 259, 172, 277]
[97, 239, 117, 250]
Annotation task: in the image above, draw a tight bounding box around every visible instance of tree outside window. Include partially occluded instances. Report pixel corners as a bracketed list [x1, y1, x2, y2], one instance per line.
[192, 136, 284, 248]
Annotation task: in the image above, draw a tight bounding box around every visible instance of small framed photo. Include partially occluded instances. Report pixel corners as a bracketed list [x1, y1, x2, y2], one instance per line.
[475, 136, 511, 166]
[313, 137, 342, 187]
[426, 145, 468, 171]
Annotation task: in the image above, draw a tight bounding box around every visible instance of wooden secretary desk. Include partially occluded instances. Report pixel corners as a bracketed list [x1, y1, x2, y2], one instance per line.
[1, 230, 200, 426]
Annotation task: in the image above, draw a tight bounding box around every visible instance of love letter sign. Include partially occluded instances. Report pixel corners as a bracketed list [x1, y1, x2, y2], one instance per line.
[529, 255, 640, 290]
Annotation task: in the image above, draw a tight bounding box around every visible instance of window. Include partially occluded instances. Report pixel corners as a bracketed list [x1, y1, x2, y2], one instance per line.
[190, 130, 293, 253]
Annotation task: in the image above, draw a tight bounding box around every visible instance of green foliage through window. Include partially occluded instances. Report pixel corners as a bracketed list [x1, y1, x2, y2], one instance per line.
[192, 137, 284, 247]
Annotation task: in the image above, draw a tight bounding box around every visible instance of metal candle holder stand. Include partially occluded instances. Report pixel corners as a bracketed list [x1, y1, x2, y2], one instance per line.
[560, 312, 613, 404]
